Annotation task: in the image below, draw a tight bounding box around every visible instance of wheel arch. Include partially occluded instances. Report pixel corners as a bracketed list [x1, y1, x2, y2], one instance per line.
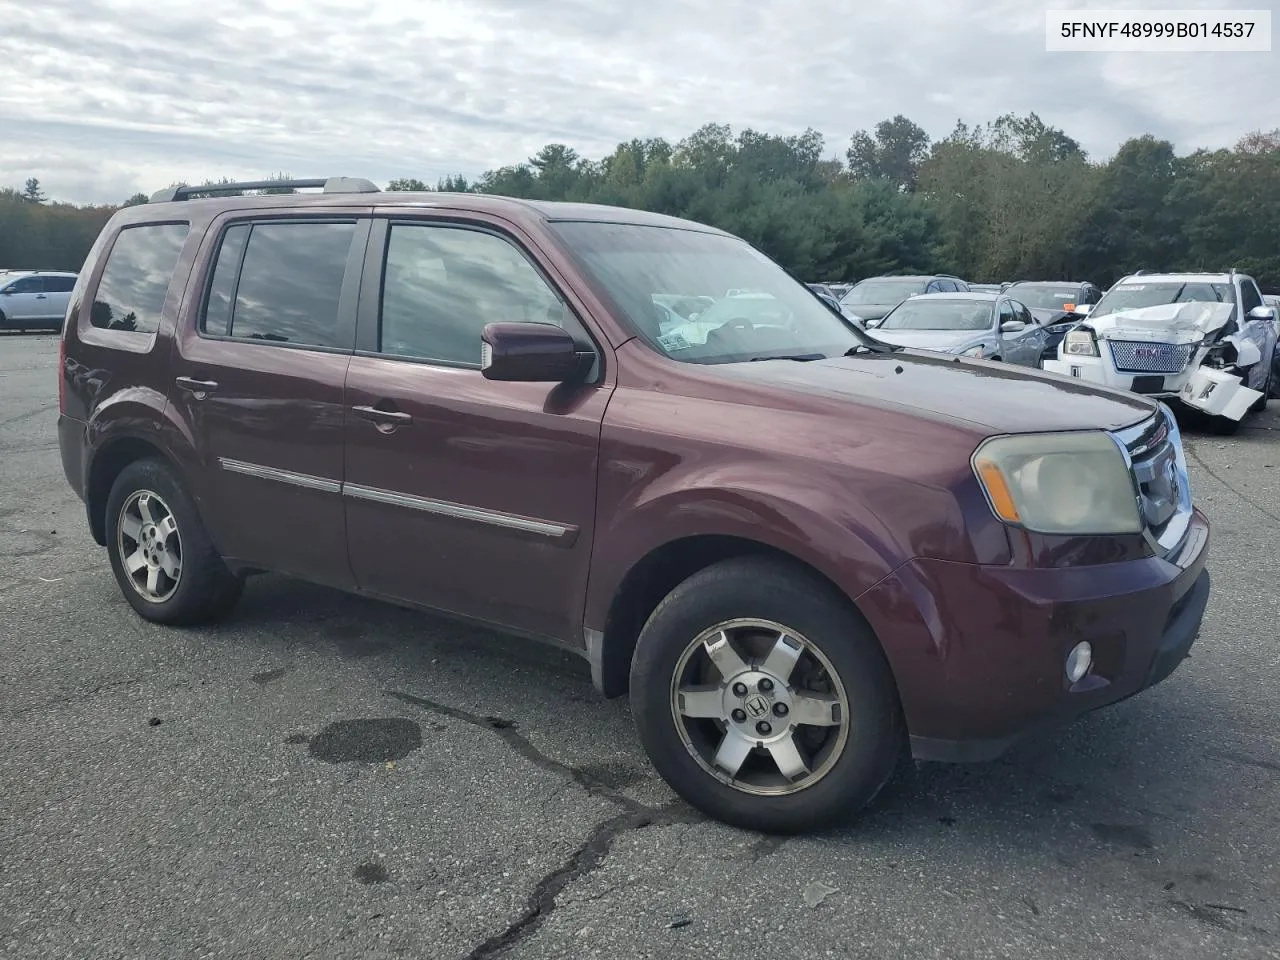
[589, 533, 895, 700]
[85, 434, 176, 545]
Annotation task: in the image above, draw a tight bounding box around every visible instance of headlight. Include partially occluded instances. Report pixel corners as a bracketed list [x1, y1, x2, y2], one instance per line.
[1063, 328, 1099, 357]
[959, 345, 985, 358]
[972, 431, 1141, 534]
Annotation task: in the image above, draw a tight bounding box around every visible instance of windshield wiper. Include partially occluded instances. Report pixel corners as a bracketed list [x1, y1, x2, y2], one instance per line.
[845, 341, 899, 355]
[749, 353, 827, 362]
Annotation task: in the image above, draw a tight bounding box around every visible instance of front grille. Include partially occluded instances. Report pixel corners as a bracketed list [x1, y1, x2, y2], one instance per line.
[1108, 340, 1196, 374]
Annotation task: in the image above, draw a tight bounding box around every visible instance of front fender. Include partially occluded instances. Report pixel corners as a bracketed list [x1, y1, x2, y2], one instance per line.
[583, 465, 911, 635]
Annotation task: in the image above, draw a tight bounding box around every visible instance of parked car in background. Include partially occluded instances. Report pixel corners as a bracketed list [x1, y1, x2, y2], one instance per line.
[1005, 280, 1104, 363]
[59, 178, 1211, 834]
[0, 269, 78, 332]
[1043, 271, 1277, 432]
[838, 274, 970, 326]
[864, 291, 1051, 367]
[826, 282, 853, 300]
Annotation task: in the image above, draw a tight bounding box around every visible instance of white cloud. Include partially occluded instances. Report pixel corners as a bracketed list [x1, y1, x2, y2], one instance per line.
[0, 0, 1274, 204]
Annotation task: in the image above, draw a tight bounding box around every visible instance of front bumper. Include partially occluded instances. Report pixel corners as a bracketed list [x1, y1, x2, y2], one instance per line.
[859, 508, 1211, 762]
[1042, 353, 1190, 397]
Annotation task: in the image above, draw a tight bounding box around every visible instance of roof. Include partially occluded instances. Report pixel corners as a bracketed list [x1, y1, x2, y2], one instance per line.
[0, 268, 77, 277]
[907, 291, 999, 302]
[1114, 272, 1235, 285]
[134, 179, 730, 236]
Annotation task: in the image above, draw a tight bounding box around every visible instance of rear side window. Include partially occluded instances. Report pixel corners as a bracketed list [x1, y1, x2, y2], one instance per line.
[202, 221, 356, 347]
[45, 276, 77, 293]
[90, 223, 189, 334]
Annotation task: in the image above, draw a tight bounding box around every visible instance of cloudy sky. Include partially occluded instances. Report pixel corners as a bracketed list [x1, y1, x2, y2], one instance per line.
[0, 0, 1275, 205]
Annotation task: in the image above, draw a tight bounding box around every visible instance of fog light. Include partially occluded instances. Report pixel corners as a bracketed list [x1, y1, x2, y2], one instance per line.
[1066, 642, 1093, 683]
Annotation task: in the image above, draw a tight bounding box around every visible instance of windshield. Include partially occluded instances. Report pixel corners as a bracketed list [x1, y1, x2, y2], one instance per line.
[879, 298, 993, 331]
[841, 278, 928, 305]
[1009, 285, 1083, 310]
[548, 221, 871, 364]
[1092, 280, 1235, 318]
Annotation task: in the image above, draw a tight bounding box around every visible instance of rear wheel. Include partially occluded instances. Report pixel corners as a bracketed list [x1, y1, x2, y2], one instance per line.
[629, 556, 904, 833]
[105, 458, 243, 624]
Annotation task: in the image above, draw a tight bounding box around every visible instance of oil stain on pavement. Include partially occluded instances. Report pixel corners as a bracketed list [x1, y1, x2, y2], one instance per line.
[307, 718, 423, 764]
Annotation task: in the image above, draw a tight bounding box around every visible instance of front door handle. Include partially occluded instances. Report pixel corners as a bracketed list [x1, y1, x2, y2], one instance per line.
[352, 404, 412, 429]
[175, 376, 219, 398]
[35, 294, 47, 300]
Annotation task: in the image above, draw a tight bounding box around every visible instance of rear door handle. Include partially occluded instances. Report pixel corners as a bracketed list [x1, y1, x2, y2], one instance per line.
[35, 294, 47, 300]
[175, 376, 219, 397]
[352, 404, 412, 427]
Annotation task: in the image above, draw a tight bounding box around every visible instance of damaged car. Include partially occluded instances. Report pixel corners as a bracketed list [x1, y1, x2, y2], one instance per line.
[1042, 271, 1278, 432]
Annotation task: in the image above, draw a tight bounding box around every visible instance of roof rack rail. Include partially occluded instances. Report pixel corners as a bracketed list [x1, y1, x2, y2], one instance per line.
[149, 177, 381, 203]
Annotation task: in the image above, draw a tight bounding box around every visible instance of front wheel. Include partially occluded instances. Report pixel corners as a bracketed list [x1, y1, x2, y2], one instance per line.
[629, 556, 904, 834]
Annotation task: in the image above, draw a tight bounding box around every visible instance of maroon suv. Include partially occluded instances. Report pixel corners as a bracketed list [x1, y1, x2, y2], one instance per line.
[57, 177, 1211, 833]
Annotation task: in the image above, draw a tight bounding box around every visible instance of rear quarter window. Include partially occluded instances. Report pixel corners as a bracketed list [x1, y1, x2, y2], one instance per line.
[90, 223, 189, 334]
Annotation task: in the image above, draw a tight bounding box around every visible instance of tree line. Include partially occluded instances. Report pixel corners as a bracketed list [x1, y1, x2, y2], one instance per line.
[4, 113, 1278, 290]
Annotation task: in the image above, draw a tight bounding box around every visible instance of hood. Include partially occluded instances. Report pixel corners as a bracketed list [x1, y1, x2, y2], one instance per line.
[1086, 301, 1234, 344]
[710, 349, 1156, 434]
[870, 329, 980, 352]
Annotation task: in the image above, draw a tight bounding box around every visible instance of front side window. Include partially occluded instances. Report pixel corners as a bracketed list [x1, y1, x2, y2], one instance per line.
[90, 222, 189, 334]
[378, 223, 573, 366]
[549, 220, 868, 364]
[881, 298, 994, 332]
[6, 276, 43, 294]
[202, 221, 356, 347]
[1240, 280, 1263, 313]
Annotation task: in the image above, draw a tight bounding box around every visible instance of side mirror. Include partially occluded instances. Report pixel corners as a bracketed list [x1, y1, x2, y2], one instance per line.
[864, 317, 882, 328]
[1247, 305, 1276, 321]
[480, 322, 586, 382]
[1000, 319, 1027, 333]
[1073, 304, 1093, 316]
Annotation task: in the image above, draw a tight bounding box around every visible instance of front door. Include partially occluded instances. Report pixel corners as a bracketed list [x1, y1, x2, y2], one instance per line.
[168, 214, 369, 588]
[342, 217, 611, 642]
[1, 275, 43, 322]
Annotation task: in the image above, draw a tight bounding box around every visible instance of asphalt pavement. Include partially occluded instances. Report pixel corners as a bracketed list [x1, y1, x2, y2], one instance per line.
[2, 331, 1279, 960]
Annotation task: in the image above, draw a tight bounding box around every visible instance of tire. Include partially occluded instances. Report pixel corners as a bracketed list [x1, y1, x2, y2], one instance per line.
[1250, 365, 1271, 413]
[105, 458, 243, 624]
[629, 555, 904, 834]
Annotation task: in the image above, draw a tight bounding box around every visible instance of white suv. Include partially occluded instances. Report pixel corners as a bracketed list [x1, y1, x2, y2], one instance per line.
[0, 270, 78, 332]
[1042, 271, 1278, 432]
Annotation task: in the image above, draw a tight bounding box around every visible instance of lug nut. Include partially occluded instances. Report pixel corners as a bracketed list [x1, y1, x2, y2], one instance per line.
[773, 702, 789, 717]
[758, 678, 774, 692]
[732, 682, 748, 696]
[731, 708, 747, 723]
[755, 721, 772, 736]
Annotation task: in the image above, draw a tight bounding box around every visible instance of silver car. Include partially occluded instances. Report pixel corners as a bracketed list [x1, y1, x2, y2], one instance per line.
[0, 270, 78, 332]
[863, 291, 1052, 366]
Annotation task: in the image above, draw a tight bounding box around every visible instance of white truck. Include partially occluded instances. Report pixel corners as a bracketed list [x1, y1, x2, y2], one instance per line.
[1043, 271, 1278, 433]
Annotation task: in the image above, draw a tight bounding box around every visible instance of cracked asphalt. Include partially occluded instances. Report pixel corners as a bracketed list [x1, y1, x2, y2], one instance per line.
[2, 331, 1279, 960]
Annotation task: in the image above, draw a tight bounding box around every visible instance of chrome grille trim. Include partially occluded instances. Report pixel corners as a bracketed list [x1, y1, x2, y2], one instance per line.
[1108, 340, 1196, 374]
[1110, 404, 1193, 558]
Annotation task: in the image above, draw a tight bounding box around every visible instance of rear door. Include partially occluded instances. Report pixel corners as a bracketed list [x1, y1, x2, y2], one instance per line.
[168, 213, 370, 588]
[42, 275, 77, 326]
[341, 215, 612, 642]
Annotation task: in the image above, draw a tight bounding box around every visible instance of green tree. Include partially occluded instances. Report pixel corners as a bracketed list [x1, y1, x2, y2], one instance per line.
[846, 115, 931, 191]
[23, 178, 46, 203]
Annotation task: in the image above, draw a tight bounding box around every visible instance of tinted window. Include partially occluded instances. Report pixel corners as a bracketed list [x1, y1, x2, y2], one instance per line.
[202, 224, 250, 337]
[45, 276, 77, 293]
[1240, 280, 1263, 313]
[226, 222, 355, 347]
[7, 276, 43, 293]
[90, 223, 189, 333]
[379, 224, 570, 365]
